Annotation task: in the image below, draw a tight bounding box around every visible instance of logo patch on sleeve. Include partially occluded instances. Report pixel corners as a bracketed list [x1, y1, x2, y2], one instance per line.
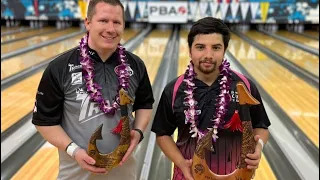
[33, 100, 37, 113]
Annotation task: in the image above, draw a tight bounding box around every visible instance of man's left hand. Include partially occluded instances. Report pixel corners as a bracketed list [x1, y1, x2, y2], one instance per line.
[119, 129, 141, 166]
[245, 135, 263, 170]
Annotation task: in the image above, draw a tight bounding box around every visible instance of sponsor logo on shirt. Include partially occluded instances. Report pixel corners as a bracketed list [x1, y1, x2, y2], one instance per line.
[114, 65, 134, 77]
[76, 88, 107, 123]
[230, 91, 239, 102]
[71, 72, 82, 85]
[68, 63, 82, 72]
[88, 50, 95, 56]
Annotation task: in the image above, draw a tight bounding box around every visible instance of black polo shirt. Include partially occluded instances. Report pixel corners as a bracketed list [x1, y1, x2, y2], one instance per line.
[151, 71, 270, 175]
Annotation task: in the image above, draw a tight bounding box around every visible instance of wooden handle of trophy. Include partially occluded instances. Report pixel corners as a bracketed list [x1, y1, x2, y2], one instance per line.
[119, 88, 133, 105]
[236, 82, 260, 105]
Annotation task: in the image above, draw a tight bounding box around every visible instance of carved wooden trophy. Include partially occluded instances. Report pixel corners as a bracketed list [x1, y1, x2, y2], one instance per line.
[192, 82, 260, 180]
[87, 88, 133, 171]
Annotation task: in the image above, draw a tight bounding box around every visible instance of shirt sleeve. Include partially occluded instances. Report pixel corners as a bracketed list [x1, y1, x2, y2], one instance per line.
[132, 63, 154, 111]
[151, 88, 177, 136]
[249, 80, 271, 129]
[32, 62, 64, 126]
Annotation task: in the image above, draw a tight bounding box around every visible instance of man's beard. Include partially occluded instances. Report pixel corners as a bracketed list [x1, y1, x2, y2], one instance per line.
[198, 61, 217, 74]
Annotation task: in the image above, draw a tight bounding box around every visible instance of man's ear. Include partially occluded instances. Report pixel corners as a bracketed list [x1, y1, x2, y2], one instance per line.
[84, 17, 90, 31]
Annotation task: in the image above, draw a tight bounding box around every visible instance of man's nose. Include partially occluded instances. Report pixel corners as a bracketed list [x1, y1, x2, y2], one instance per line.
[105, 22, 116, 33]
[204, 49, 214, 60]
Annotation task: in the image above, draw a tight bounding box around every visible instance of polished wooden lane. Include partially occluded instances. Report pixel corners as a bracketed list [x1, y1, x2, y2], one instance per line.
[172, 30, 277, 180]
[1, 29, 139, 80]
[275, 30, 319, 49]
[304, 30, 319, 38]
[10, 29, 169, 179]
[1, 71, 44, 132]
[229, 33, 319, 147]
[132, 29, 170, 82]
[1, 26, 24, 33]
[1, 29, 138, 131]
[1, 32, 83, 80]
[11, 143, 59, 180]
[244, 31, 319, 77]
[1, 27, 55, 43]
[1, 28, 80, 54]
[120, 29, 141, 44]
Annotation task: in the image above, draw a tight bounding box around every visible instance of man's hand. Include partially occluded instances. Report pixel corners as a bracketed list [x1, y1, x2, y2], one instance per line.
[119, 129, 141, 166]
[180, 159, 194, 180]
[74, 148, 108, 174]
[245, 135, 263, 170]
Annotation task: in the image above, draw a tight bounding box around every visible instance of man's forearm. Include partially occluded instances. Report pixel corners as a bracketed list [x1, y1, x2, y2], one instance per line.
[35, 125, 72, 151]
[156, 135, 187, 169]
[134, 109, 152, 131]
[253, 128, 269, 145]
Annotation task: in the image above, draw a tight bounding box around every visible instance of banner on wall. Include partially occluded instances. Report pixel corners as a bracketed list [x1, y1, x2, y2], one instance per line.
[148, 2, 188, 23]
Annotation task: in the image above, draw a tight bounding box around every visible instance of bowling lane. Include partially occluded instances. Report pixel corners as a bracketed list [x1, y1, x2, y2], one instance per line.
[304, 30, 319, 38]
[132, 29, 171, 82]
[1, 27, 55, 43]
[275, 30, 319, 49]
[2, 27, 80, 54]
[120, 29, 141, 44]
[172, 30, 277, 180]
[244, 31, 319, 77]
[229, 33, 319, 147]
[1, 29, 139, 80]
[1, 26, 21, 33]
[10, 143, 59, 180]
[1, 29, 139, 131]
[9, 29, 170, 179]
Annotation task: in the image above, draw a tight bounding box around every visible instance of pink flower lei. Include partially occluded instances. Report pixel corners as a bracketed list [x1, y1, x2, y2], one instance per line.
[79, 32, 130, 115]
[184, 59, 231, 142]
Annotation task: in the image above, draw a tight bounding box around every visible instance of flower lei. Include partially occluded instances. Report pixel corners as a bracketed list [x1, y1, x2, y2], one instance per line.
[184, 59, 231, 142]
[79, 32, 130, 115]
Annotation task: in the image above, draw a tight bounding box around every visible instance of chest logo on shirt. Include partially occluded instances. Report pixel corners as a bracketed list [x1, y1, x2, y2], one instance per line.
[230, 91, 239, 102]
[68, 63, 82, 72]
[71, 72, 82, 85]
[114, 65, 134, 76]
[76, 88, 108, 123]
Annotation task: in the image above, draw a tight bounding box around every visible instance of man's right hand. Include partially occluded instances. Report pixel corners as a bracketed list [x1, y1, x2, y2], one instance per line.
[180, 159, 194, 180]
[74, 148, 108, 174]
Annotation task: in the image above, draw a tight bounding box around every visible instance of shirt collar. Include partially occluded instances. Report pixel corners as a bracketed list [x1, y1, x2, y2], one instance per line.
[87, 46, 118, 63]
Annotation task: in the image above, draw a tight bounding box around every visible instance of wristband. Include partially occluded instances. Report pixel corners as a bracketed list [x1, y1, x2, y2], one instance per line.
[66, 142, 80, 158]
[133, 129, 144, 143]
[258, 139, 264, 150]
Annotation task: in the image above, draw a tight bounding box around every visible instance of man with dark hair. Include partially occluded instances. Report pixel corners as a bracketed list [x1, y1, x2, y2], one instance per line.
[32, 0, 154, 179]
[152, 17, 270, 180]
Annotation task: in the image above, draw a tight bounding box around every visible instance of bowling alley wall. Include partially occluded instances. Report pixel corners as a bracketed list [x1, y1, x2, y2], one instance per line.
[1, 0, 319, 24]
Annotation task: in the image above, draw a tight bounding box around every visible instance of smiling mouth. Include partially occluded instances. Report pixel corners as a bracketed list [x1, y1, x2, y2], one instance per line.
[101, 35, 116, 40]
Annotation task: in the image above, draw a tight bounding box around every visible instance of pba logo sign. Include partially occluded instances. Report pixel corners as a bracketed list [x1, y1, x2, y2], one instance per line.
[148, 2, 188, 23]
